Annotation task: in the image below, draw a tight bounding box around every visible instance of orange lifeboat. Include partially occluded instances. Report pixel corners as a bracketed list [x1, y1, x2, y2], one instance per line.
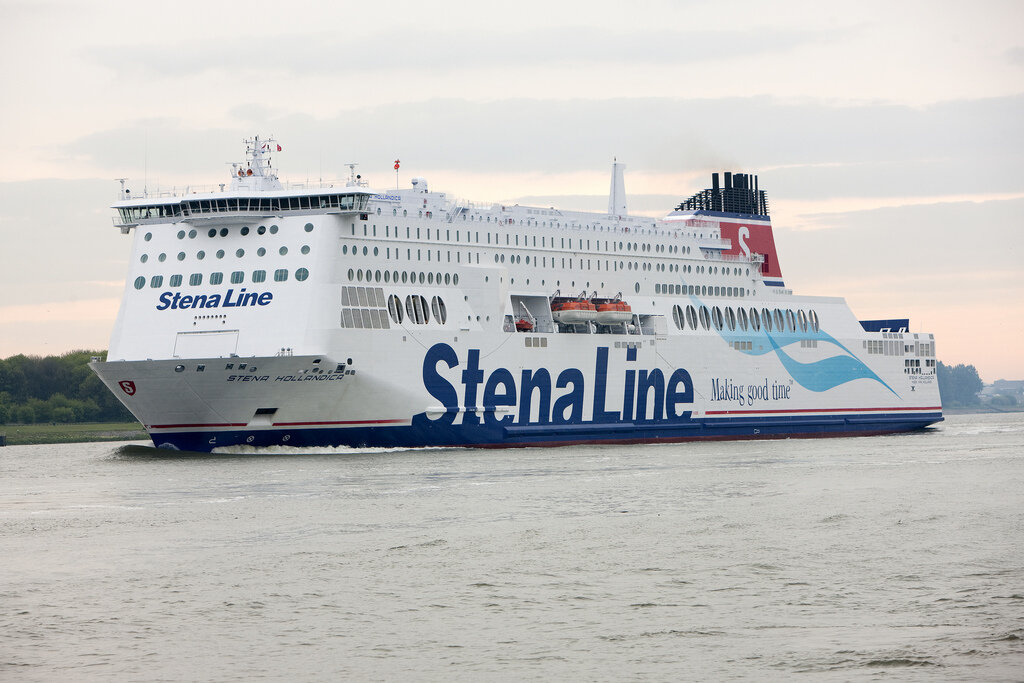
[515, 317, 534, 332]
[551, 297, 597, 324]
[592, 297, 632, 325]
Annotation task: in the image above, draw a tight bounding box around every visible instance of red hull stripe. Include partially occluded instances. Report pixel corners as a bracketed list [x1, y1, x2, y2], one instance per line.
[705, 406, 942, 416]
[272, 419, 407, 427]
[150, 418, 406, 430]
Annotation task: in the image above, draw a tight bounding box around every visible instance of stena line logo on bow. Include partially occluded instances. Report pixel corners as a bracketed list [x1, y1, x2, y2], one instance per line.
[422, 342, 694, 426]
[155, 288, 273, 311]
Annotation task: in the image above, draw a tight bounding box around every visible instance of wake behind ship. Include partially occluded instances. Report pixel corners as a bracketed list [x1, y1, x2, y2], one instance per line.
[91, 139, 941, 451]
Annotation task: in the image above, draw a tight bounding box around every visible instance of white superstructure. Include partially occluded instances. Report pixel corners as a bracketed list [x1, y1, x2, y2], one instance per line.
[91, 138, 941, 451]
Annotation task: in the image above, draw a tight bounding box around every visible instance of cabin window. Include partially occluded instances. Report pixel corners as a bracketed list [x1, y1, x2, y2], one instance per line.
[231, 271, 244, 284]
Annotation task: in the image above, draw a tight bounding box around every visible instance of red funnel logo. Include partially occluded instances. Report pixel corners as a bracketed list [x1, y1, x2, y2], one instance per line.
[118, 380, 136, 396]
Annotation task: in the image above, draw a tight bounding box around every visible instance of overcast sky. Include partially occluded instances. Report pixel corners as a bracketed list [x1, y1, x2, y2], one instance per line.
[1, 0, 1022, 381]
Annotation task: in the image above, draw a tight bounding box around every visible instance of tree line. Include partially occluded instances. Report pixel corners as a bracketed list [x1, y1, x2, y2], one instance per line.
[0, 351, 134, 424]
[935, 361, 983, 408]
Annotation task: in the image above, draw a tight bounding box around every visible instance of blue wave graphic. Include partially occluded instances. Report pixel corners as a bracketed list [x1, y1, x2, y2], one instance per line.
[681, 287, 898, 396]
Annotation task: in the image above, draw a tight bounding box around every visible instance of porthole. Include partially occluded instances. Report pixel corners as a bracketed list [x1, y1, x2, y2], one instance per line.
[348, 268, 354, 281]
[144, 232, 153, 242]
[343, 245, 348, 255]
[712, 306, 724, 330]
[280, 246, 288, 256]
[384, 270, 391, 283]
[453, 274, 459, 286]
[295, 268, 309, 281]
[304, 223, 314, 232]
[356, 269, 363, 282]
[257, 247, 266, 257]
[140, 254, 148, 263]
[418, 272, 425, 284]
[188, 229, 197, 239]
[197, 251, 205, 260]
[208, 229, 217, 238]
[428, 272, 434, 284]
[372, 247, 378, 256]
[236, 249, 245, 258]
[257, 225, 266, 235]
[405, 294, 430, 324]
[269, 225, 279, 234]
[375, 270, 382, 282]
[301, 245, 310, 255]
[401, 271, 408, 283]
[220, 228, 229, 237]
[444, 273, 451, 285]
[749, 307, 761, 331]
[431, 296, 447, 324]
[216, 249, 225, 259]
[387, 294, 403, 323]
[176, 251, 185, 261]
[634, 282, 640, 293]
[241, 226, 250, 236]
[133, 276, 145, 290]
[362, 246, 368, 256]
[177, 230, 186, 240]
[672, 304, 685, 330]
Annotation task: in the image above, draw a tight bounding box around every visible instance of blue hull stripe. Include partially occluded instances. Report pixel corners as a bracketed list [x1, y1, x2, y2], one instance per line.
[146, 411, 944, 452]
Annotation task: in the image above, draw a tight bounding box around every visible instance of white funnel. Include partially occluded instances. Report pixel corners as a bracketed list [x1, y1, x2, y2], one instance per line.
[608, 159, 627, 217]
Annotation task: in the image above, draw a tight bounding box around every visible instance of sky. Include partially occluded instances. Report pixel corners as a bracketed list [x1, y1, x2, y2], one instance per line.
[0, 0, 1022, 381]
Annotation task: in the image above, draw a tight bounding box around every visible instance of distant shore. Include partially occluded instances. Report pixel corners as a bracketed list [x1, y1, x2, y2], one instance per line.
[0, 422, 148, 446]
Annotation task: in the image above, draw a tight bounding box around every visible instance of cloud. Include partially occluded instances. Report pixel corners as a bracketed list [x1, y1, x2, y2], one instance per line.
[84, 26, 835, 79]
[57, 94, 1024, 203]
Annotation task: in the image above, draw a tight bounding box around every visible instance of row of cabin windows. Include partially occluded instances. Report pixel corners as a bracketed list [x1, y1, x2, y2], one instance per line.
[671, 304, 820, 335]
[134, 268, 308, 289]
[145, 223, 314, 242]
[356, 222, 695, 256]
[140, 244, 308, 263]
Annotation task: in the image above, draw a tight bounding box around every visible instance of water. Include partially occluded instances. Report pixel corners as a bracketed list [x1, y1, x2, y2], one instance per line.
[2, 413, 1022, 681]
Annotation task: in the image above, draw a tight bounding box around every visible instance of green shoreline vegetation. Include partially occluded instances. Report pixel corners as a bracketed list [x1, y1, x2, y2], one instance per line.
[2, 422, 148, 446]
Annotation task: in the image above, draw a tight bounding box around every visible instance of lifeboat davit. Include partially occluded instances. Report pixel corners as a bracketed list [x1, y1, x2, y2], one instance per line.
[551, 298, 597, 324]
[592, 298, 632, 325]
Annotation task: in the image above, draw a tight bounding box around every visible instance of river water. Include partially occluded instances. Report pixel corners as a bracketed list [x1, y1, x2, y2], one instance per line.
[2, 413, 1022, 681]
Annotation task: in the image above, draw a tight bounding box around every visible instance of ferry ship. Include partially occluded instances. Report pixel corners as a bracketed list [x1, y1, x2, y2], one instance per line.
[91, 137, 942, 452]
